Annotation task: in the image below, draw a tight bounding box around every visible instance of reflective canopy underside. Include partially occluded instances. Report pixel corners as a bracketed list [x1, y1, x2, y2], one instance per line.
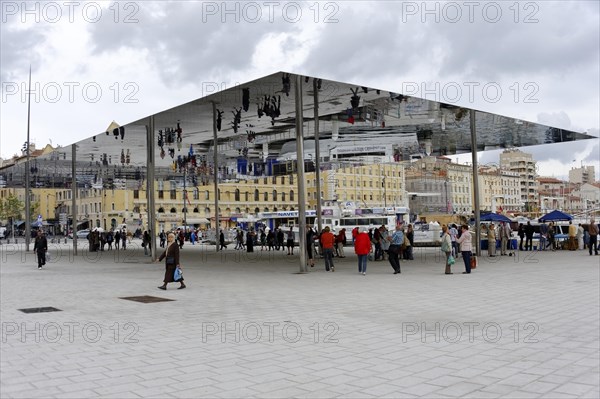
[1, 71, 594, 188]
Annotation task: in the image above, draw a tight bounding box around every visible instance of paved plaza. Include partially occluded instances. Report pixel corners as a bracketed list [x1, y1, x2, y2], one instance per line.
[1, 240, 599, 398]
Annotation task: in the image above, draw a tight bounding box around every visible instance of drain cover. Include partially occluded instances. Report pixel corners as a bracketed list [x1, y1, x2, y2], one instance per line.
[19, 307, 62, 313]
[120, 296, 175, 303]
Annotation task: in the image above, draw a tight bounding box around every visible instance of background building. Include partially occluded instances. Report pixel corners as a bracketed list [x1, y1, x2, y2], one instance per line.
[500, 149, 538, 213]
[569, 165, 596, 185]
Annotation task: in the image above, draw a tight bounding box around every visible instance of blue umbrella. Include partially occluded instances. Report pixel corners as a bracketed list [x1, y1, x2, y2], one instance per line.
[480, 212, 512, 223]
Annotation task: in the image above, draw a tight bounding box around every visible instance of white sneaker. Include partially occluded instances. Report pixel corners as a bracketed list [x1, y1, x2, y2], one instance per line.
[362, 272, 366, 275]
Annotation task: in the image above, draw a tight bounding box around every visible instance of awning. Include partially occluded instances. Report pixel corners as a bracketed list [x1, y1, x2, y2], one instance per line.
[185, 218, 210, 224]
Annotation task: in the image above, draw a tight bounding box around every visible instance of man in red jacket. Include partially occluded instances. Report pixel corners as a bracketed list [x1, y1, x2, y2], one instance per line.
[354, 228, 371, 275]
[320, 226, 336, 272]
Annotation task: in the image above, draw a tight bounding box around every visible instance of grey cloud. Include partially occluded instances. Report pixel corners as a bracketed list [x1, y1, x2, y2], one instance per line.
[0, 24, 45, 84]
[87, 2, 305, 87]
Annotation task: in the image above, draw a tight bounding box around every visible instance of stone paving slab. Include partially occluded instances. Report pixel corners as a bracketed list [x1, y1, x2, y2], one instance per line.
[1, 242, 599, 398]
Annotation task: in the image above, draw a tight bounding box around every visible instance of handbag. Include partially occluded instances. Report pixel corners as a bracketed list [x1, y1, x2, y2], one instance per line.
[470, 255, 477, 269]
[448, 255, 455, 265]
[174, 267, 183, 281]
[440, 238, 450, 253]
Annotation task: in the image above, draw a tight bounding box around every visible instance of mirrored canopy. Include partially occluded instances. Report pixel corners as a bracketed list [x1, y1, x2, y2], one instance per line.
[1, 71, 595, 189]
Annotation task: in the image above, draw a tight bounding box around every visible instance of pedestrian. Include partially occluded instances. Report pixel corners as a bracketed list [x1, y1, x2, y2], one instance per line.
[121, 229, 127, 250]
[306, 225, 315, 268]
[404, 224, 414, 260]
[106, 230, 114, 250]
[247, 227, 255, 252]
[336, 228, 346, 258]
[178, 229, 185, 249]
[159, 230, 166, 248]
[500, 221, 512, 255]
[387, 224, 404, 274]
[456, 224, 473, 274]
[539, 221, 548, 251]
[114, 230, 121, 250]
[517, 223, 525, 251]
[568, 221, 577, 251]
[267, 229, 275, 251]
[548, 222, 556, 251]
[449, 224, 459, 257]
[379, 225, 390, 261]
[588, 218, 599, 256]
[354, 227, 371, 275]
[260, 229, 266, 251]
[577, 223, 584, 250]
[373, 225, 382, 260]
[33, 230, 48, 269]
[286, 226, 295, 255]
[320, 226, 336, 272]
[156, 232, 186, 290]
[142, 230, 152, 255]
[277, 228, 285, 251]
[487, 223, 496, 257]
[440, 225, 453, 274]
[219, 230, 226, 250]
[524, 221, 534, 251]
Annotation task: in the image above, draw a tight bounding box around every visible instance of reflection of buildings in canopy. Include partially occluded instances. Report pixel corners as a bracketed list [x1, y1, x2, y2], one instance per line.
[0, 72, 596, 231]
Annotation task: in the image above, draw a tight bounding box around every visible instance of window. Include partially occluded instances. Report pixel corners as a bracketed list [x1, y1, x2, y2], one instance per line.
[218, 189, 221, 201]
[170, 207, 177, 213]
[111, 203, 115, 211]
[235, 189, 240, 201]
[254, 189, 259, 201]
[281, 192, 286, 201]
[290, 190, 294, 201]
[193, 207, 199, 213]
[263, 192, 268, 201]
[133, 190, 139, 199]
[264, 207, 269, 212]
[289, 175, 294, 184]
[133, 206, 140, 213]
[170, 189, 176, 200]
[193, 188, 199, 200]
[245, 191, 249, 202]
[272, 176, 277, 184]
[272, 190, 277, 201]
[281, 176, 285, 185]
[158, 190, 164, 199]
[205, 190, 210, 200]
[254, 207, 260, 215]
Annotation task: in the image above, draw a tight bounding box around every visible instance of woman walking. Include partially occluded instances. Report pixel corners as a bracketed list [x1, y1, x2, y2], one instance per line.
[156, 232, 186, 290]
[354, 228, 371, 275]
[456, 224, 473, 274]
[441, 225, 453, 274]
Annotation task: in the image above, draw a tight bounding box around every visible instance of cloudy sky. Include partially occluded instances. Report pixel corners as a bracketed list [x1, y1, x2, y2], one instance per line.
[1, 1, 598, 179]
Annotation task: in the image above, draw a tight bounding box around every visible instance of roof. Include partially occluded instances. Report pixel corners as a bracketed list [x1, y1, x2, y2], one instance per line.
[0, 72, 596, 186]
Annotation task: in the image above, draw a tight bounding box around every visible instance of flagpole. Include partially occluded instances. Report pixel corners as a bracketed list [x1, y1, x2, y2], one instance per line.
[25, 66, 32, 251]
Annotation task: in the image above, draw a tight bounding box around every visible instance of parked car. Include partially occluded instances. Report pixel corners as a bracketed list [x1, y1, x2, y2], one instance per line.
[68, 229, 90, 239]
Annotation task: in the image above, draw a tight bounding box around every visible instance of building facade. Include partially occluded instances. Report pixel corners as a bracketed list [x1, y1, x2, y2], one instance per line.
[499, 149, 538, 212]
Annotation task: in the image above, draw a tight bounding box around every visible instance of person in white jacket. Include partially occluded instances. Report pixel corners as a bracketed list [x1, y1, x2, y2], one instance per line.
[456, 224, 473, 274]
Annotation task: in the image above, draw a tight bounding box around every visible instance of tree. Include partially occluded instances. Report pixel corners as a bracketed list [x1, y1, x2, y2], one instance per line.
[0, 193, 24, 227]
